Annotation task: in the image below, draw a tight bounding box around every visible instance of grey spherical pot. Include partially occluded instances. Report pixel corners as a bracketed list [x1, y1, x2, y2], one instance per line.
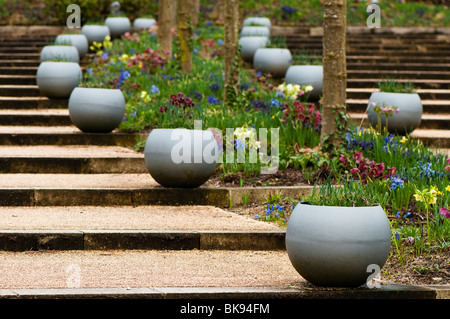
[133, 18, 157, 31]
[285, 65, 323, 100]
[40, 45, 80, 63]
[68, 87, 126, 133]
[253, 48, 292, 78]
[286, 203, 391, 288]
[55, 34, 89, 59]
[144, 129, 218, 188]
[105, 17, 131, 38]
[81, 25, 110, 44]
[243, 17, 271, 29]
[36, 62, 82, 98]
[367, 92, 422, 135]
[239, 36, 268, 63]
[240, 26, 270, 38]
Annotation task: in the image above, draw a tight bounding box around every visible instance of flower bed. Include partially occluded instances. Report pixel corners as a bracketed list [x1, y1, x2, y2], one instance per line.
[82, 21, 449, 273]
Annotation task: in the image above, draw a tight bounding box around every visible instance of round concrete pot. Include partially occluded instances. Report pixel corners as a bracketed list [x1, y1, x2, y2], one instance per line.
[68, 87, 126, 133]
[40, 45, 79, 63]
[240, 26, 270, 38]
[144, 129, 218, 188]
[81, 25, 110, 44]
[239, 36, 268, 63]
[133, 18, 157, 31]
[286, 203, 391, 288]
[367, 92, 422, 135]
[243, 17, 271, 29]
[105, 17, 131, 38]
[253, 48, 292, 78]
[285, 65, 323, 99]
[36, 62, 82, 98]
[54, 34, 89, 59]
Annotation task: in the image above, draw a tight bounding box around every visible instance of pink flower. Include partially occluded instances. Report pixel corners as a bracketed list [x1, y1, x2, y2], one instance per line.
[447, 158, 450, 164]
[445, 166, 450, 173]
[440, 208, 450, 219]
[339, 154, 347, 164]
[395, 109, 400, 113]
[350, 168, 360, 174]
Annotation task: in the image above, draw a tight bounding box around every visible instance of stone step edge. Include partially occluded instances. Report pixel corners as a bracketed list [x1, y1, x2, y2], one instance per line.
[0, 229, 286, 251]
[0, 185, 315, 207]
[0, 285, 446, 300]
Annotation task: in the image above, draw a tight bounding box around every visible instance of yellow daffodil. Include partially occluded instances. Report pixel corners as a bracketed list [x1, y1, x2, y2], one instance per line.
[446, 185, 450, 192]
[140, 91, 151, 102]
[119, 54, 129, 62]
[400, 137, 407, 143]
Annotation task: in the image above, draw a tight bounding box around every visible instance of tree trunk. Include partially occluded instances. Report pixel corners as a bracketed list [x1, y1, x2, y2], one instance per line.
[191, 0, 200, 28]
[320, 0, 347, 148]
[223, 0, 240, 103]
[158, 0, 176, 55]
[177, 0, 194, 73]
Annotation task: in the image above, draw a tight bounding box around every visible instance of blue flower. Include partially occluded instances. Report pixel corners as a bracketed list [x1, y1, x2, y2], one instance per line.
[86, 68, 93, 75]
[235, 138, 247, 151]
[101, 52, 108, 60]
[151, 85, 160, 94]
[217, 39, 224, 46]
[390, 176, 404, 191]
[207, 96, 221, 104]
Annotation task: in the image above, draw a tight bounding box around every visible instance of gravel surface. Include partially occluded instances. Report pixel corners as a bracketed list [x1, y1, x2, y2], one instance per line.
[0, 250, 301, 289]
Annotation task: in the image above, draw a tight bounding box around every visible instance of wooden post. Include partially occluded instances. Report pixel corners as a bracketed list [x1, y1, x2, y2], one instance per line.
[320, 0, 347, 147]
[224, 0, 240, 104]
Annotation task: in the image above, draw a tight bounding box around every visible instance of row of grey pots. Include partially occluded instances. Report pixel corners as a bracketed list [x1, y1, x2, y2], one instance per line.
[81, 17, 157, 44]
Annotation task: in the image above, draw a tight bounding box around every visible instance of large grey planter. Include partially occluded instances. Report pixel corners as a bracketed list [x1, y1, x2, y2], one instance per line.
[239, 36, 269, 63]
[286, 203, 391, 287]
[40, 45, 79, 63]
[105, 17, 131, 38]
[68, 87, 126, 133]
[285, 65, 323, 100]
[240, 26, 270, 38]
[144, 129, 218, 188]
[367, 92, 422, 135]
[36, 62, 82, 98]
[54, 34, 89, 59]
[81, 25, 110, 44]
[133, 18, 157, 31]
[253, 48, 292, 78]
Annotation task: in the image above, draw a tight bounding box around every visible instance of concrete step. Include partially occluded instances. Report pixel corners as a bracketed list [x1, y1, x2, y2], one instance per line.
[0, 60, 40, 67]
[0, 47, 42, 54]
[0, 75, 36, 85]
[0, 97, 68, 109]
[347, 70, 450, 80]
[346, 88, 450, 101]
[0, 109, 70, 126]
[0, 85, 39, 96]
[0, 126, 145, 147]
[0, 145, 146, 173]
[346, 79, 450, 91]
[347, 62, 450, 72]
[347, 98, 450, 114]
[0, 205, 285, 251]
[0, 67, 38, 75]
[409, 129, 450, 148]
[0, 53, 40, 60]
[348, 112, 450, 131]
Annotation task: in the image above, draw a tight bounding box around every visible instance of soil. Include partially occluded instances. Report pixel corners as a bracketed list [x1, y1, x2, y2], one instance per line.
[213, 170, 450, 286]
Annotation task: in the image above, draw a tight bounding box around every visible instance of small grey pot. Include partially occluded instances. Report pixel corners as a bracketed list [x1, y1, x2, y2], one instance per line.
[68, 87, 126, 133]
[367, 91, 423, 135]
[40, 45, 80, 63]
[54, 34, 89, 59]
[285, 65, 323, 100]
[105, 17, 131, 38]
[286, 203, 391, 288]
[240, 26, 270, 38]
[242, 17, 272, 29]
[239, 36, 269, 63]
[133, 18, 157, 31]
[253, 48, 292, 78]
[81, 25, 111, 44]
[36, 62, 82, 98]
[144, 129, 218, 188]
